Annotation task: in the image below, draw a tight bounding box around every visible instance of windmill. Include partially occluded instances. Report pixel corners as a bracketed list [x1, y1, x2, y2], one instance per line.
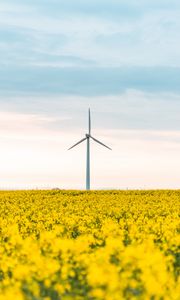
[68, 109, 112, 190]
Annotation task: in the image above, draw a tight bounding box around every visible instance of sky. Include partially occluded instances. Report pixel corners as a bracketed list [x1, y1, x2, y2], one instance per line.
[0, 0, 180, 189]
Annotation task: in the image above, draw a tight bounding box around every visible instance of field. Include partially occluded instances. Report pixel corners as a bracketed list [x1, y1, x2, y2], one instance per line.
[0, 190, 179, 300]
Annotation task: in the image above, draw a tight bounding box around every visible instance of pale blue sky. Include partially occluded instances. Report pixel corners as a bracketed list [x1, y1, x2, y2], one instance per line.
[1, 1, 180, 96]
[0, 0, 180, 189]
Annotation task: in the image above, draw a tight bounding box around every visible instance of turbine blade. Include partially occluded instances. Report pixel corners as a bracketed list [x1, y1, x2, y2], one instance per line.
[88, 108, 91, 135]
[68, 137, 87, 150]
[90, 136, 112, 150]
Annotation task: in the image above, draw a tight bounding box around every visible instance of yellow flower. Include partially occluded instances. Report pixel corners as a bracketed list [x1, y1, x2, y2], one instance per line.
[0, 190, 179, 299]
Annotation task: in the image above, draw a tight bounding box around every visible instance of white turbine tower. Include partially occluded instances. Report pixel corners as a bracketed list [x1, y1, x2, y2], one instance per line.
[68, 109, 112, 190]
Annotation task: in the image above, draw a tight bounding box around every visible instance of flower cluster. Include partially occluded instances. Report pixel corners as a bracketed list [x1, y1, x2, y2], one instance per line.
[0, 190, 179, 299]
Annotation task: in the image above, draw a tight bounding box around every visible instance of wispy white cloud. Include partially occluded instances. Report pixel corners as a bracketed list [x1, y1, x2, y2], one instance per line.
[0, 111, 71, 141]
[0, 1, 180, 67]
[1, 66, 180, 96]
[1, 90, 180, 131]
[0, 3, 30, 13]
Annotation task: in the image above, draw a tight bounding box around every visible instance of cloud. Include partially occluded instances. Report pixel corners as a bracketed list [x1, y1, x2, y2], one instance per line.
[1, 90, 180, 132]
[0, 0, 180, 69]
[1, 66, 180, 96]
[0, 110, 71, 140]
[3, 0, 179, 18]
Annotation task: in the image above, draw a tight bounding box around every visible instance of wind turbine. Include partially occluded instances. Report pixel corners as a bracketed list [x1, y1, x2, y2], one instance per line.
[68, 109, 112, 190]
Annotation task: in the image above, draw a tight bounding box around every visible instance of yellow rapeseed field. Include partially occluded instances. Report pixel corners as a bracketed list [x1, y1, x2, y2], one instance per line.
[0, 190, 179, 300]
